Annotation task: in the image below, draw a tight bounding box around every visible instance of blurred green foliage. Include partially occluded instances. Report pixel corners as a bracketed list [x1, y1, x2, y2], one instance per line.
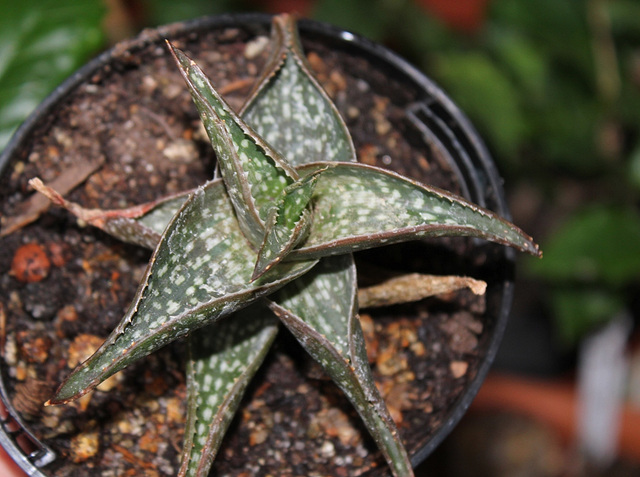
[0, 0, 105, 151]
[528, 206, 640, 287]
[527, 206, 640, 342]
[2, 0, 639, 345]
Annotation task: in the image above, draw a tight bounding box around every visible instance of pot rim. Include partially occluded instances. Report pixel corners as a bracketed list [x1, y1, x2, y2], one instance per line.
[0, 12, 514, 475]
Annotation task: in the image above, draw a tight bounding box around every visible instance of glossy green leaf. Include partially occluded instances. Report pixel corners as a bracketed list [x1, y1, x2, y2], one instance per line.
[289, 162, 540, 259]
[550, 287, 625, 345]
[433, 51, 526, 158]
[169, 44, 299, 247]
[269, 255, 413, 477]
[0, 1, 105, 151]
[527, 206, 640, 285]
[49, 181, 316, 404]
[179, 304, 278, 477]
[241, 14, 357, 166]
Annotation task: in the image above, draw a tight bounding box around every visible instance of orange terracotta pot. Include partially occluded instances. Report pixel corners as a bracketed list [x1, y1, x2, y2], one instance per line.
[473, 373, 640, 463]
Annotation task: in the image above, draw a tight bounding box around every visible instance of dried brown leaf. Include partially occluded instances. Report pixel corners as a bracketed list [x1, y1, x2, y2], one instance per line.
[358, 273, 486, 308]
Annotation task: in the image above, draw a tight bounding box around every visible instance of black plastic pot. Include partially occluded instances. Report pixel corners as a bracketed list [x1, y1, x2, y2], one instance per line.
[0, 13, 515, 476]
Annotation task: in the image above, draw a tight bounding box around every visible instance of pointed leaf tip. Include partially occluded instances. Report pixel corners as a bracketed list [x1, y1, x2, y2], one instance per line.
[241, 17, 356, 167]
[169, 42, 302, 248]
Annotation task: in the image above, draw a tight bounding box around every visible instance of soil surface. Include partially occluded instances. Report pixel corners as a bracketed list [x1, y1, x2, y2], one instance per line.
[0, 21, 507, 476]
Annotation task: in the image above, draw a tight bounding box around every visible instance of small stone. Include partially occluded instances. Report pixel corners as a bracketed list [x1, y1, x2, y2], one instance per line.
[306, 51, 327, 75]
[375, 117, 392, 136]
[16, 330, 51, 363]
[165, 397, 183, 423]
[41, 408, 60, 430]
[163, 139, 197, 163]
[96, 373, 123, 392]
[244, 35, 269, 59]
[386, 403, 403, 425]
[346, 106, 360, 119]
[3, 333, 18, 366]
[440, 316, 479, 354]
[320, 440, 336, 458]
[117, 418, 133, 434]
[249, 425, 269, 446]
[11, 243, 51, 283]
[358, 144, 380, 166]
[67, 334, 105, 368]
[450, 360, 469, 378]
[329, 70, 347, 91]
[410, 341, 426, 357]
[70, 430, 100, 463]
[53, 127, 73, 149]
[141, 75, 158, 94]
[376, 347, 408, 376]
[57, 304, 78, 322]
[12, 160, 25, 175]
[314, 408, 360, 446]
[139, 429, 160, 453]
[15, 361, 27, 381]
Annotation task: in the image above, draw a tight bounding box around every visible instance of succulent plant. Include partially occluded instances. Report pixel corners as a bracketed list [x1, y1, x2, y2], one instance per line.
[31, 14, 540, 477]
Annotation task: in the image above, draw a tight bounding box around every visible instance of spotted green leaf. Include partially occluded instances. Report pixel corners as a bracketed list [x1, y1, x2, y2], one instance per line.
[290, 162, 541, 259]
[169, 44, 299, 247]
[179, 304, 278, 477]
[268, 255, 413, 477]
[241, 14, 356, 166]
[49, 181, 316, 404]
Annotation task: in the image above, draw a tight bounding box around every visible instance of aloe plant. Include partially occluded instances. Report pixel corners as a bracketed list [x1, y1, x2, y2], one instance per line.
[32, 14, 540, 477]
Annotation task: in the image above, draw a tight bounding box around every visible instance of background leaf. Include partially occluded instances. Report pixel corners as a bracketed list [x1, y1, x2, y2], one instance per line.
[550, 288, 625, 345]
[433, 51, 527, 159]
[527, 205, 640, 286]
[0, 0, 105, 151]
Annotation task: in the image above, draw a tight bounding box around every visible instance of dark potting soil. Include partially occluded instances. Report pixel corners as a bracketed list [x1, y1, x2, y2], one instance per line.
[0, 22, 502, 476]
